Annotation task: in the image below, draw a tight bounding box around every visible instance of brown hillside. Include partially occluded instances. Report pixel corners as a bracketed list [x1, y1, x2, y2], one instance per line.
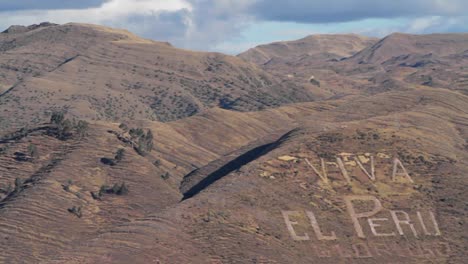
[238, 34, 378, 65]
[0, 24, 467, 263]
[0, 23, 316, 130]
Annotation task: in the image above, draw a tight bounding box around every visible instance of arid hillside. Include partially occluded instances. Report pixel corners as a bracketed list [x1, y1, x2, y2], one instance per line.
[0, 23, 315, 130]
[238, 34, 378, 65]
[238, 32, 468, 99]
[0, 23, 467, 263]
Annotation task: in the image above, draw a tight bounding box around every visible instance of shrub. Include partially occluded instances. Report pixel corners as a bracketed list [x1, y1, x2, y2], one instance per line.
[115, 148, 125, 162]
[129, 128, 144, 139]
[153, 159, 161, 167]
[63, 179, 73, 192]
[119, 123, 128, 132]
[99, 182, 129, 196]
[14, 178, 24, 192]
[75, 120, 89, 139]
[27, 144, 38, 160]
[67, 206, 82, 218]
[0, 145, 9, 155]
[90, 191, 101, 200]
[161, 172, 170, 180]
[50, 111, 64, 125]
[100, 157, 116, 166]
[57, 119, 73, 140]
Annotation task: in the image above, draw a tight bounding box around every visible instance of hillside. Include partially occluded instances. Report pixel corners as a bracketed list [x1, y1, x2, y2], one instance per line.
[0, 24, 467, 263]
[238, 34, 378, 65]
[0, 23, 315, 130]
[238, 33, 468, 98]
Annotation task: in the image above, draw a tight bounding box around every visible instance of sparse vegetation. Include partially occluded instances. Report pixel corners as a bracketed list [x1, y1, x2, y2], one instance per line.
[63, 179, 73, 192]
[161, 172, 171, 180]
[119, 123, 128, 132]
[75, 120, 89, 139]
[50, 111, 64, 125]
[317, 132, 344, 143]
[97, 182, 129, 197]
[0, 182, 13, 195]
[100, 148, 126, 166]
[27, 144, 38, 160]
[49, 110, 89, 140]
[153, 159, 161, 167]
[67, 206, 82, 218]
[128, 127, 154, 155]
[14, 178, 24, 193]
[115, 148, 125, 162]
[100, 157, 116, 166]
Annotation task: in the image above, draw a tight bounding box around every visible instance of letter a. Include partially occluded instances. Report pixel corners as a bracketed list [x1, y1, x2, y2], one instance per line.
[392, 158, 414, 183]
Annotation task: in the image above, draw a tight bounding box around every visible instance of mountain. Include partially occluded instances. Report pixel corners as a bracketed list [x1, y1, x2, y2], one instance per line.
[238, 33, 468, 98]
[238, 34, 378, 65]
[0, 23, 315, 129]
[0, 24, 467, 263]
[349, 33, 468, 64]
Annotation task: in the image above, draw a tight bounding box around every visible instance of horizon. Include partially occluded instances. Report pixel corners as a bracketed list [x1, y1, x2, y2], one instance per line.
[2, 21, 468, 55]
[0, 0, 467, 54]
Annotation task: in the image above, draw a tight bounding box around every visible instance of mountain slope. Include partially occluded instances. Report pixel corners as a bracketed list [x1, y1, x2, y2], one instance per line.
[0, 24, 467, 263]
[0, 23, 315, 129]
[239, 34, 377, 65]
[349, 33, 468, 64]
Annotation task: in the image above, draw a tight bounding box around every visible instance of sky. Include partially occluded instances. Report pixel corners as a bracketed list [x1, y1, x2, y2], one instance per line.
[0, 0, 467, 54]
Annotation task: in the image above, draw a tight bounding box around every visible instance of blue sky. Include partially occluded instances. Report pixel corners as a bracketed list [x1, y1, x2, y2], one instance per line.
[0, 0, 467, 54]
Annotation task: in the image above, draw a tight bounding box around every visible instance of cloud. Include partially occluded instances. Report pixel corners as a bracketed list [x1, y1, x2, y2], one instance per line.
[249, 0, 468, 23]
[0, 0, 107, 11]
[0, 0, 193, 42]
[0, 0, 467, 53]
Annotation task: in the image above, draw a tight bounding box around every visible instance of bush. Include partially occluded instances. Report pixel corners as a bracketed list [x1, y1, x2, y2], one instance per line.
[119, 123, 128, 132]
[153, 159, 161, 167]
[75, 120, 89, 139]
[115, 148, 125, 162]
[99, 182, 129, 196]
[63, 179, 73, 192]
[67, 206, 82, 218]
[50, 111, 64, 125]
[58, 119, 73, 140]
[100, 157, 116, 166]
[49, 111, 89, 140]
[27, 144, 38, 160]
[161, 172, 170, 180]
[14, 178, 24, 192]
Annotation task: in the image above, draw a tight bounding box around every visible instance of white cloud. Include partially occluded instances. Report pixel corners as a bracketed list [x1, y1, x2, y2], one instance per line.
[0, 0, 191, 29]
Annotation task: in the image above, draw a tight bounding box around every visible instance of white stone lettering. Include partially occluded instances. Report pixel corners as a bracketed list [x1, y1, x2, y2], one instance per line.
[306, 211, 337, 240]
[281, 211, 310, 241]
[344, 195, 383, 238]
[390, 210, 418, 237]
